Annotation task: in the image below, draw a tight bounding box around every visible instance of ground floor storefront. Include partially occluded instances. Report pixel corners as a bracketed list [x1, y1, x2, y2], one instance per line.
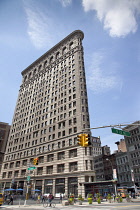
[1, 172, 95, 198]
[84, 180, 117, 197]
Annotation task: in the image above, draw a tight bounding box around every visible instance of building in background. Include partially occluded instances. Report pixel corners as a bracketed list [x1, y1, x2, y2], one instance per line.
[91, 136, 102, 157]
[0, 122, 10, 174]
[115, 151, 130, 187]
[115, 139, 127, 153]
[94, 145, 111, 182]
[102, 145, 111, 156]
[94, 122, 140, 189]
[0, 30, 95, 197]
[123, 121, 140, 187]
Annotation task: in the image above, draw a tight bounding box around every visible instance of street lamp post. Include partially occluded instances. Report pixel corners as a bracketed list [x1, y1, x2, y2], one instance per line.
[106, 158, 117, 196]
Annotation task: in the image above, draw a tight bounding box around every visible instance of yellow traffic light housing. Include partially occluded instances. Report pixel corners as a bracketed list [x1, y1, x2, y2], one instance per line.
[84, 134, 89, 147]
[77, 134, 91, 147]
[33, 157, 38, 165]
[77, 134, 84, 146]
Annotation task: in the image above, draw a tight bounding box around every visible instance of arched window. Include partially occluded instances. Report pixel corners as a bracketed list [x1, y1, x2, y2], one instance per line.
[33, 68, 37, 75]
[44, 60, 47, 68]
[56, 52, 60, 59]
[50, 56, 53, 63]
[62, 47, 66, 55]
[28, 72, 32, 79]
[24, 75, 27, 82]
[38, 64, 42, 71]
[39, 147, 42, 153]
[69, 42, 73, 50]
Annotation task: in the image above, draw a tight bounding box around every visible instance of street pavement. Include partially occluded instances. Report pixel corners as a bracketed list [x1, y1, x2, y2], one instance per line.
[1, 198, 140, 210]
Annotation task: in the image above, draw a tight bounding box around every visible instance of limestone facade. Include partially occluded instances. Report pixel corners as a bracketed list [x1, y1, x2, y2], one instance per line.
[0, 30, 95, 197]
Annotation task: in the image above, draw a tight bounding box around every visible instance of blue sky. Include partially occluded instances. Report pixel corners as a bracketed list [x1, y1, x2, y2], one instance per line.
[1, 0, 140, 153]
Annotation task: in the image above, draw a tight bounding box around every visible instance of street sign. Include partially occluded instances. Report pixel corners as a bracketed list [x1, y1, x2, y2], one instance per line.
[27, 176, 30, 181]
[28, 167, 36, 170]
[111, 128, 131, 137]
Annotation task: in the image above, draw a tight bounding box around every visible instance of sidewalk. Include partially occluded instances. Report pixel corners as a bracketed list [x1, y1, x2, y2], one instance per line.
[2, 198, 140, 209]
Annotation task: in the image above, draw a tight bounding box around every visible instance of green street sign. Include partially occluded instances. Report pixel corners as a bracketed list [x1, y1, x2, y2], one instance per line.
[111, 128, 131, 137]
[27, 176, 30, 181]
[28, 167, 36, 170]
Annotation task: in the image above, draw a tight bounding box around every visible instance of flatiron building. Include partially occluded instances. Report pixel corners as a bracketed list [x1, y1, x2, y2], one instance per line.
[0, 30, 95, 197]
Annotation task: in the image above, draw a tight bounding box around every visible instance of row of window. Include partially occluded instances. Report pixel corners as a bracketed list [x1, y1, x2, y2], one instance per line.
[3, 159, 94, 179]
[116, 156, 128, 165]
[2, 161, 78, 178]
[6, 136, 78, 156]
[23, 43, 76, 82]
[20, 65, 77, 101]
[4, 149, 78, 169]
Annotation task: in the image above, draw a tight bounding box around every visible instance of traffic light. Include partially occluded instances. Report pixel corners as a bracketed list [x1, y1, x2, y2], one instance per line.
[87, 134, 92, 146]
[77, 134, 84, 146]
[84, 134, 89, 147]
[82, 134, 91, 147]
[33, 157, 38, 165]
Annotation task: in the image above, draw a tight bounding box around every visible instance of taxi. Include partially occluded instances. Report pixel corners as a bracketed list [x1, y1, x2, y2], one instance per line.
[0, 193, 4, 206]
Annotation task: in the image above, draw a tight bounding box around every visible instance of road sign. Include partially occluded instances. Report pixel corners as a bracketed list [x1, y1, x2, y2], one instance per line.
[27, 176, 30, 181]
[111, 128, 131, 137]
[28, 167, 36, 170]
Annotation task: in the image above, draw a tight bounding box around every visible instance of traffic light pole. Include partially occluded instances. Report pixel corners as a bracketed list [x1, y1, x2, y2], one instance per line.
[24, 170, 30, 206]
[82, 123, 140, 131]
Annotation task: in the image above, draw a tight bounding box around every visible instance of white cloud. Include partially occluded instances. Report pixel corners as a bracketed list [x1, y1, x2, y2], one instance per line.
[59, 0, 72, 7]
[82, 0, 140, 37]
[23, 1, 70, 49]
[24, 3, 55, 49]
[86, 50, 122, 94]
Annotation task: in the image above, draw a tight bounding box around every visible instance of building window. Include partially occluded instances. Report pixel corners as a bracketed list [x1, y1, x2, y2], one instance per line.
[85, 176, 89, 182]
[39, 156, 44, 163]
[14, 170, 19, 177]
[21, 169, 26, 176]
[85, 160, 88, 170]
[62, 130, 65, 136]
[8, 171, 12, 178]
[69, 129, 72, 134]
[69, 162, 78, 172]
[90, 160, 93, 170]
[69, 149, 77, 158]
[57, 152, 65, 160]
[9, 162, 14, 168]
[85, 147, 87, 155]
[57, 164, 65, 173]
[4, 163, 8, 169]
[47, 166, 53, 174]
[22, 160, 27, 166]
[47, 154, 54, 162]
[2, 172, 6, 178]
[73, 127, 77, 133]
[62, 141, 65, 147]
[58, 142, 61, 148]
[69, 139, 72, 146]
[37, 167, 43, 175]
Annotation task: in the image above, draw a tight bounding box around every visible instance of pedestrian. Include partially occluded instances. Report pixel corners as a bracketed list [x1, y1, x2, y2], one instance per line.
[41, 194, 46, 203]
[60, 194, 62, 203]
[36, 194, 41, 204]
[112, 193, 115, 201]
[8, 195, 13, 205]
[48, 193, 53, 206]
